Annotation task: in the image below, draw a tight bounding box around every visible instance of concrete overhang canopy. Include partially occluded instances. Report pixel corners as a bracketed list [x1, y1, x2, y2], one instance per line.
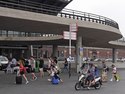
[0, 7, 123, 48]
[0, 0, 72, 15]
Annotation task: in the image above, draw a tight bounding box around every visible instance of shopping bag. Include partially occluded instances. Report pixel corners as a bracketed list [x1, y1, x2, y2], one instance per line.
[116, 74, 120, 81]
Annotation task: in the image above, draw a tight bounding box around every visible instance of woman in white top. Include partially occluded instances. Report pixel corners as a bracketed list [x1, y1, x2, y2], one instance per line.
[110, 64, 119, 81]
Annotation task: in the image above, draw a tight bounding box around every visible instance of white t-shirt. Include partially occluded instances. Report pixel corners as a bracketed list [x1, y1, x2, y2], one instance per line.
[112, 67, 117, 73]
[29, 58, 36, 68]
[12, 58, 17, 65]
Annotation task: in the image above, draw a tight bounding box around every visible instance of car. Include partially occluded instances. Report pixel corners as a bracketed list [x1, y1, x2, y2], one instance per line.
[67, 57, 75, 62]
[0, 56, 9, 70]
[94, 58, 101, 62]
[105, 58, 112, 62]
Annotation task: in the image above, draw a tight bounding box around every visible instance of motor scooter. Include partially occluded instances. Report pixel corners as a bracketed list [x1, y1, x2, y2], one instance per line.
[75, 73, 102, 90]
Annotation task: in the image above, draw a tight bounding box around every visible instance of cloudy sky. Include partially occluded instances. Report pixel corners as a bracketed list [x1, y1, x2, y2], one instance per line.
[66, 0, 125, 38]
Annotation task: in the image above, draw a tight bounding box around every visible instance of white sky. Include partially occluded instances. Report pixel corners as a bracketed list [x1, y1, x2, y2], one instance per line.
[66, 0, 125, 38]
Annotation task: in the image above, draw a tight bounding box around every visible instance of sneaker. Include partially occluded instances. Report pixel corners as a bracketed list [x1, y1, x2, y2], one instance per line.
[110, 79, 113, 81]
[48, 79, 51, 81]
[34, 76, 37, 80]
[87, 87, 90, 90]
[60, 79, 63, 83]
[116, 79, 119, 82]
[31, 77, 37, 81]
[25, 81, 29, 84]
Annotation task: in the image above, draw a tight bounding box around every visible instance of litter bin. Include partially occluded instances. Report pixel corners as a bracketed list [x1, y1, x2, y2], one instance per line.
[35, 60, 40, 72]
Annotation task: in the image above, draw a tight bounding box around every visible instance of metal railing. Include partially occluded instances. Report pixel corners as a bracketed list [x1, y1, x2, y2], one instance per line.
[0, 0, 119, 29]
[58, 9, 119, 29]
[117, 37, 125, 42]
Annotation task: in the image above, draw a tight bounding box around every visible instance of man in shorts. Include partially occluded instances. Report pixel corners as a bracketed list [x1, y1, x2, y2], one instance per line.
[29, 56, 37, 80]
[39, 57, 44, 77]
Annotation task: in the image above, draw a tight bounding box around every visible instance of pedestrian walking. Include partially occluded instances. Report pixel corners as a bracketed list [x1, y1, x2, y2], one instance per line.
[18, 59, 29, 84]
[110, 64, 119, 82]
[101, 61, 108, 82]
[39, 57, 44, 77]
[28, 56, 37, 81]
[62, 58, 68, 72]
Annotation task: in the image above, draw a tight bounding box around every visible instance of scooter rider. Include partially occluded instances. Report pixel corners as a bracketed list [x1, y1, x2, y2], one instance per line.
[86, 70, 95, 89]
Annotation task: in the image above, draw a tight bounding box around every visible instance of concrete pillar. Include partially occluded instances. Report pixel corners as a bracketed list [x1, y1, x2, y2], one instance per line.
[76, 36, 83, 73]
[112, 48, 117, 63]
[36, 48, 38, 59]
[52, 45, 58, 57]
[28, 45, 33, 57]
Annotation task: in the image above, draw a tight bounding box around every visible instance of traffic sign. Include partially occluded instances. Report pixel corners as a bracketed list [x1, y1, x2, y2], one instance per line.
[63, 31, 76, 40]
[70, 23, 78, 32]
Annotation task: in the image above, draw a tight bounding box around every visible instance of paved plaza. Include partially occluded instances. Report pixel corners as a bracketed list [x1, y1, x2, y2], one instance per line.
[0, 68, 125, 94]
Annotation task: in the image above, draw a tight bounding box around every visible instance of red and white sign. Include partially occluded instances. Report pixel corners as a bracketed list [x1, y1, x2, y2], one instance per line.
[63, 31, 77, 40]
[70, 23, 78, 32]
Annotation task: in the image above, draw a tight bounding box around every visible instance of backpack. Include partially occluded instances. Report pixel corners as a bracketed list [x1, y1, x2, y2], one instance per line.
[106, 67, 109, 71]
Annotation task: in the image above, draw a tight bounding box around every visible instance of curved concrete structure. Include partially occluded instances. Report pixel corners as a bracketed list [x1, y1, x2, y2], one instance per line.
[0, 6, 123, 48]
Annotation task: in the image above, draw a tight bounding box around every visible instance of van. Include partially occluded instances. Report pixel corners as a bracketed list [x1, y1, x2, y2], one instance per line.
[0, 56, 9, 70]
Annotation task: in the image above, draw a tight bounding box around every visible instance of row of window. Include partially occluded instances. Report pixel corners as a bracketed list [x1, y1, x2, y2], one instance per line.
[0, 30, 58, 37]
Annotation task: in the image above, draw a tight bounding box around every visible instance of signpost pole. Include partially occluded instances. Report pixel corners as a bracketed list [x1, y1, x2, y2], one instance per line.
[69, 27, 72, 57]
[68, 23, 77, 78]
[69, 27, 71, 78]
[63, 23, 77, 78]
